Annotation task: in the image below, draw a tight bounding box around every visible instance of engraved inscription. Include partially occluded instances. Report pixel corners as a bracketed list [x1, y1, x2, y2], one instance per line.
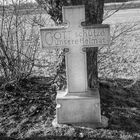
[41, 27, 110, 48]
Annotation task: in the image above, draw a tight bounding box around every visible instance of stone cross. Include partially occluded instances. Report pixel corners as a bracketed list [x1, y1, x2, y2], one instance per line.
[40, 5, 110, 94]
[40, 5, 110, 128]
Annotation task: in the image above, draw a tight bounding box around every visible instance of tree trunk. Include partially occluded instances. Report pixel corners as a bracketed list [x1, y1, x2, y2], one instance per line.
[86, 47, 98, 88]
[85, 0, 104, 89]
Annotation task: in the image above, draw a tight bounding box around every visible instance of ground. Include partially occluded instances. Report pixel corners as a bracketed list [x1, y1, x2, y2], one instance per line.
[0, 77, 140, 140]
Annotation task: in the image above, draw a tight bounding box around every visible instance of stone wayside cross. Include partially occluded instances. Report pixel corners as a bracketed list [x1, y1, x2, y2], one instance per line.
[40, 5, 110, 128]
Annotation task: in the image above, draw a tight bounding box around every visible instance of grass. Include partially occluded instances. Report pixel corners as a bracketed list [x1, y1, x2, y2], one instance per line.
[0, 77, 140, 140]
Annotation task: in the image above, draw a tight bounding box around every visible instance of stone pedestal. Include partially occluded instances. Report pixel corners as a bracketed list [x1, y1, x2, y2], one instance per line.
[56, 89, 101, 128]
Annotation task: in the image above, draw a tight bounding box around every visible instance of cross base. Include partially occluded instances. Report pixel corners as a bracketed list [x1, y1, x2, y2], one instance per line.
[56, 89, 103, 129]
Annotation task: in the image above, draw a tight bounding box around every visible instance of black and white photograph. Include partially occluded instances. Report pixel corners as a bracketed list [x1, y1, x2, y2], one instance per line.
[0, 0, 140, 139]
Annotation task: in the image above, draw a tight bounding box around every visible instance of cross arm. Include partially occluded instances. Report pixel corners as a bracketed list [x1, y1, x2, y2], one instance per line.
[40, 27, 68, 49]
[82, 24, 110, 47]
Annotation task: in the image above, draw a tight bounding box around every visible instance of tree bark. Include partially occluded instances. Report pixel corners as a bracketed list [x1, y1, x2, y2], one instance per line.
[84, 0, 104, 89]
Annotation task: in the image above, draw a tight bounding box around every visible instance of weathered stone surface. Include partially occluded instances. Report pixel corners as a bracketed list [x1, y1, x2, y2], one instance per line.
[56, 89, 101, 128]
[52, 115, 108, 129]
